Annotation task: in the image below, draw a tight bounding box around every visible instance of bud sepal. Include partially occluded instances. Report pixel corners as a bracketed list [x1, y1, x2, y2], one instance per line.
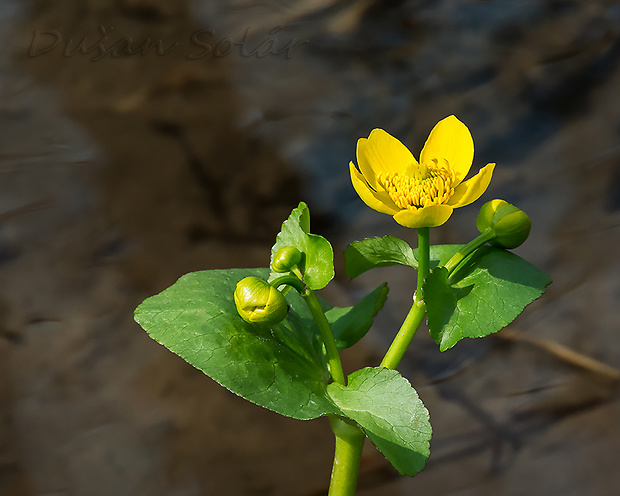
[234, 276, 288, 325]
[476, 199, 531, 249]
[272, 246, 302, 273]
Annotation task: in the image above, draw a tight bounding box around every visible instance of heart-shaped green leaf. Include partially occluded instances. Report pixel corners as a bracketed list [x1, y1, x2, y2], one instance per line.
[344, 238, 466, 279]
[344, 236, 418, 279]
[424, 246, 551, 351]
[270, 202, 334, 290]
[135, 268, 340, 420]
[327, 367, 431, 476]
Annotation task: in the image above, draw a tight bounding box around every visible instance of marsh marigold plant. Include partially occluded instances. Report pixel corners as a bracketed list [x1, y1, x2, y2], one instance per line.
[135, 112, 550, 496]
[349, 115, 495, 228]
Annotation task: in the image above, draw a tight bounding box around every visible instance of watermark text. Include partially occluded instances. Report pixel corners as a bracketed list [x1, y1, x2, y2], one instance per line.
[29, 25, 308, 61]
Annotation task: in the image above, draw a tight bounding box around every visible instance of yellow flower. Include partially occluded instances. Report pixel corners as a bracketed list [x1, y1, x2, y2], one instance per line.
[349, 115, 495, 228]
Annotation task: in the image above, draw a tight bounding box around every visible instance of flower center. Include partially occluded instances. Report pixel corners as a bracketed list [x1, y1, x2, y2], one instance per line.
[377, 160, 456, 210]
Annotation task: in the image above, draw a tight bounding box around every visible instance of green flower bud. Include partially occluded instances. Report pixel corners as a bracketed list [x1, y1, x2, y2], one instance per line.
[234, 276, 288, 324]
[476, 199, 532, 249]
[271, 246, 302, 273]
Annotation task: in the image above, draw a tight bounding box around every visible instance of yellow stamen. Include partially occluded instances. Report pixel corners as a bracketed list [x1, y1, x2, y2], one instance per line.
[377, 161, 456, 210]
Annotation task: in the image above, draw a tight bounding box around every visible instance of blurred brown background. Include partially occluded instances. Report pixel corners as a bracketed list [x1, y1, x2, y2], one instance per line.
[1, 1, 619, 495]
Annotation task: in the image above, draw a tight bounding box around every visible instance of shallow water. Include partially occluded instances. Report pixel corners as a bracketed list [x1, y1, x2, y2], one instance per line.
[1, 1, 619, 495]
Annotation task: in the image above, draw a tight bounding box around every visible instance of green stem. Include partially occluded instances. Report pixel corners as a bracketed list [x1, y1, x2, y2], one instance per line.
[269, 274, 306, 294]
[380, 227, 430, 370]
[289, 279, 359, 494]
[416, 227, 430, 300]
[443, 227, 494, 276]
[305, 294, 364, 495]
[380, 299, 427, 370]
[303, 288, 346, 386]
[272, 274, 345, 385]
[328, 416, 366, 496]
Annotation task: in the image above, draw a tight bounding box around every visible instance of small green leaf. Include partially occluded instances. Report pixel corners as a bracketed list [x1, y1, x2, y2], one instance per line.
[424, 246, 552, 351]
[135, 268, 340, 420]
[344, 236, 418, 279]
[327, 367, 431, 476]
[326, 283, 389, 350]
[344, 238, 466, 279]
[270, 202, 334, 290]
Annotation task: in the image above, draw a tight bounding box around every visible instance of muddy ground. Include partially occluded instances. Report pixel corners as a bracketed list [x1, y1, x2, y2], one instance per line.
[1, 1, 620, 495]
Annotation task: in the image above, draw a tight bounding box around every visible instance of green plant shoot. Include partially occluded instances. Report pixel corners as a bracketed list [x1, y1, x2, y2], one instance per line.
[134, 116, 551, 495]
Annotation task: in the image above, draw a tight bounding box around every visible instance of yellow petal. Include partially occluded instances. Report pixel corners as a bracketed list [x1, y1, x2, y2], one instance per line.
[393, 204, 454, 228]
[447, 163, 495, 208]
[350, 161, 400, 215]
[419, 115, 474, 185]
[357, 129, 416, 187]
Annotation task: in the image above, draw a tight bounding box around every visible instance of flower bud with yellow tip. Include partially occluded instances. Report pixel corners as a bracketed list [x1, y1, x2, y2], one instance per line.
[476, 199, 531, 249]
[234, 276, 288, 324]
[272, 246, 302, 273]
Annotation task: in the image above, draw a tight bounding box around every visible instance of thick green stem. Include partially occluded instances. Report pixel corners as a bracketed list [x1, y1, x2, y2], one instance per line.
[303, 288, 346, 386]
[380, 227, 430, 370]
[328, 416, 366, 496]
